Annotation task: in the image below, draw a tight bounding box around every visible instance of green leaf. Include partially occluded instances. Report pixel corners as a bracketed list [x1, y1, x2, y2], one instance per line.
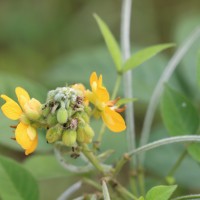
[161, 85, 199, 136]
[0, 156, 39, 200]
[197, 50, 200, 89]
[138, 197, 145, 200]
[116, 98, 137, 107]
[122, 44, 175, 72]
[187, 143, 200, 163]
[94, 14, 122, 71]
[146, 185, 177, 200]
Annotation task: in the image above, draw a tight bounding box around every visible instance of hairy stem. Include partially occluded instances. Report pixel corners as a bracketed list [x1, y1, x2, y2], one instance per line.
[83, 178, 102, 191]
[114, 181, 138, 200]
[121, 0, 136, 153]
[81, 144, 105, 173]
[129, 135, 200, 157]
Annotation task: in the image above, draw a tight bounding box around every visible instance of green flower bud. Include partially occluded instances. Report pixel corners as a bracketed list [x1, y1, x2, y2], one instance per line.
[62, 130, 77, 146]
[47, 113, 58, 126]
[84, 124, 94, 138]
[46, 124, 63, 143]
[57, 108, 68, 124]
[80, 112, 90, 123]
[84, 106, 92, 115]
[42, 105, 50, 117]
[76, 128, 85, 143]
[77, 124, 94, 144]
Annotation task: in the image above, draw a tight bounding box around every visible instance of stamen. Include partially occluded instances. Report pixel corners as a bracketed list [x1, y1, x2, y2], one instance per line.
[10, 125, 17, 129]
[115, 105, 126, 113]
[107, 97, 120, 106]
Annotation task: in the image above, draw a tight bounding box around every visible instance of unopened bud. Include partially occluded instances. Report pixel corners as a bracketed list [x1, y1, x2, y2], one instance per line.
[62, 130, 77, 146]
[80, 112, 90, 123]
[77, 124, 94, 144]
[84, 106, 92, 115]
[67, 107, 73, 118]
[57, 108, 68, 124]
[24, 98, 42, 120]
[47, 114, 57, 126]
[46, 124, 63, 143]
[76, 128, 85, 143]
[41, 105, 50, 117]
[84, 124, 94, 138]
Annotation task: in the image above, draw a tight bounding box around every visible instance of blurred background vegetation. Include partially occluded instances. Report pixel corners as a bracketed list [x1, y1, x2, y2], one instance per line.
[1, 0, 200, 199]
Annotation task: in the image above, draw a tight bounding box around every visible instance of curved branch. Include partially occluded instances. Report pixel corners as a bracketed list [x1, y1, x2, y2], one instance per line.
[129, 135, 200, 157]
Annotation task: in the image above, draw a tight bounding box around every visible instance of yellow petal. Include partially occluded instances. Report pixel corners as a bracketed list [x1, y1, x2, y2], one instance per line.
[96, 86, 110, 103]
[25, 134, 38, 155]
[102, 107, 126, 132]
[15, 123, 33, 150]
[85, 90, 95, 104]
[1, 95, 22, 120]
[15, 87, 30, 109]
[98, 74, 103, 87]
[27, 125, 37, 140]
[90, 72, 98, 87]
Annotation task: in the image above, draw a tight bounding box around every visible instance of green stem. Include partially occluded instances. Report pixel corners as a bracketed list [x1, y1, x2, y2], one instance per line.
[82, 178, 102, 191]
[113, 153, 130, 177]
[171, 194, 200, 200]
[114, 182, 138, 200]
[138, 166, 145, 196]
[166, 149, 188, 178]
[81, 144, 105, 174]
[111, 74, 122, 100]
[129, 172, 139, 197]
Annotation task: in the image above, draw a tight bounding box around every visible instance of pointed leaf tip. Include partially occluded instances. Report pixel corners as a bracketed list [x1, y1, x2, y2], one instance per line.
[94, 14, 122, 71]
[122, 43, 175, 72]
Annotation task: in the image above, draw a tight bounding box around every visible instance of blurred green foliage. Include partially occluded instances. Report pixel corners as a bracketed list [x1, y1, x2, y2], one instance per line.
[1, 0, 200, 199]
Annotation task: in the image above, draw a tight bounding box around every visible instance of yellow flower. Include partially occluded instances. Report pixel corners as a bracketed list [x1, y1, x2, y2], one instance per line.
[86, 72, 126, 132]
[1, 87, 41, 155]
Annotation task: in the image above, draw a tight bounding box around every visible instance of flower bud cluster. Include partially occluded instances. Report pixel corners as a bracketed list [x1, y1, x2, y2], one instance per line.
[42, 86, 94, 147]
